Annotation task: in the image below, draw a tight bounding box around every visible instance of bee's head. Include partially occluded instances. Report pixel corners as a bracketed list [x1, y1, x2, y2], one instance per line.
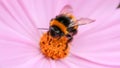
[49, 26, 63, 37]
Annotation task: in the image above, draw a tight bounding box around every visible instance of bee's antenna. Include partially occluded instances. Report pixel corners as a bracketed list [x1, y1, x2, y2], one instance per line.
[38, 28, 49, 30]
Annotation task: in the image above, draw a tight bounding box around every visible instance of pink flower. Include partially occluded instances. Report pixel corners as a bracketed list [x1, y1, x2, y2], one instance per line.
[0, 0, 120, 68]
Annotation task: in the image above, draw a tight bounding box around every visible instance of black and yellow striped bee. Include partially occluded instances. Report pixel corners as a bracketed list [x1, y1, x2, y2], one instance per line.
[39, 5, 94, 42]
[48, 5, 94, 42]
[49, 14, 78, 42]
[39, 5, 94, 43]
[39, 5, 94, 59]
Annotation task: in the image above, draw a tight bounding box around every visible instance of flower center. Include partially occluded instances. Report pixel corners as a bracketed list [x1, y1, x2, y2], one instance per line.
[40, 32, 69, 60]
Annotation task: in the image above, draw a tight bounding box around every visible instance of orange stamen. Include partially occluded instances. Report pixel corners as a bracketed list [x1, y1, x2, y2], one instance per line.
[40, 33, 69, 60]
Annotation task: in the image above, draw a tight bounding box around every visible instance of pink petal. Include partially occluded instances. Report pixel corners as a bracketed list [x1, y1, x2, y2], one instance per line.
[81, 9, 120, 36]
[0, 0, 40, 41]
[16, 55, 45, 68]
[74, 0, 120, 35]
[0, 0, 44, 67]
[68, 0, 119, 19]
[25, 0, 68, 28]
[61, 54, 120, 68]
[0, 40, 41, 67]
[55, 60, 70, 68]
[16, 56, 51, 68]
[71, 10, 120, 66]
[32, 59, 51, 68]
[0, 23, 43, 67]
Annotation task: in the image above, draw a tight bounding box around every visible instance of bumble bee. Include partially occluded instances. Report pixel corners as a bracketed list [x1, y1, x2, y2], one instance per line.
[39, 5, 94, 59]
[49, 14, 77, 42]
[39, 5, 94, 42]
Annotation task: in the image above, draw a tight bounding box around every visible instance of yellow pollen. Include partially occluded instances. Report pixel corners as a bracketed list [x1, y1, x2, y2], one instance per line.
[39, 32, 69, 60]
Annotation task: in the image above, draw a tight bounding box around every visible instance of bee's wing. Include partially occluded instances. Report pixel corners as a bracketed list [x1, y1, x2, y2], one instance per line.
[59, 5, 73, 15]
[76, 18, 95, 26]
[69, 18, 95, 27]
[60, 5, 95, 27]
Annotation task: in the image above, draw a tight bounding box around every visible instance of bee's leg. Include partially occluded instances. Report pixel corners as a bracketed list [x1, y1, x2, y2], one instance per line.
[63, 43, 68, 51]
[46, 31, 50, 40]
[57, 36, 62, 40]
[67, 27, 77, 36]
[71, 29, 77, 35]
[66, 34, 73, 42]
[47, 31, 49, 35]
[57, 33, 64, 40]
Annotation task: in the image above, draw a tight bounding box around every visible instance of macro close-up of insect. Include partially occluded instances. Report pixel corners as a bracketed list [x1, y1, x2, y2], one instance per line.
[1, 0, 120, 68]
[39, 5, 95, 60]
